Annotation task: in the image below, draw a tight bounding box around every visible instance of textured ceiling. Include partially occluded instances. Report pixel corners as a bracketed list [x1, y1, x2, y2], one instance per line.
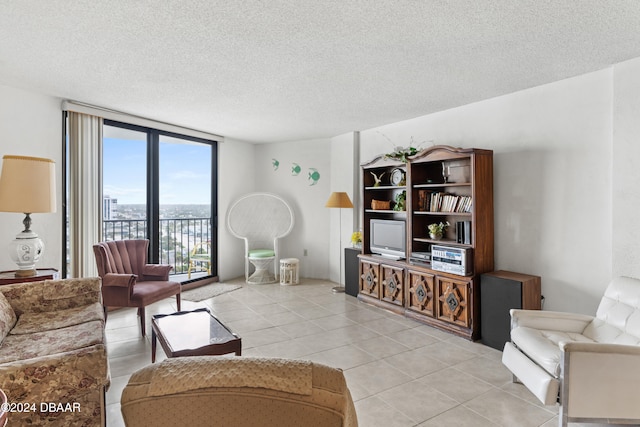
[2, 1, 640, 143]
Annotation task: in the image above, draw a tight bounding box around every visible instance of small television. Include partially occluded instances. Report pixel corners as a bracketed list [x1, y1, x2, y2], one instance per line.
[370, 219, 406, 260]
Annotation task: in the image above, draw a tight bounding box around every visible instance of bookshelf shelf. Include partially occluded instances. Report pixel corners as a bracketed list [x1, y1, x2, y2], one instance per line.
[413, 237, 472, 247]
[413, 211, 471, 216]
[365, 185, 406, 190]
[364, 209, 406, 215]
[413, 182, 471, 188]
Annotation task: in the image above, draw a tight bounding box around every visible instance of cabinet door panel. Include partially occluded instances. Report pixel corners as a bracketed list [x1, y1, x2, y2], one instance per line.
[359, 260, 380, 298]
[406, 270, 435, 317]
[381, 264, 404, 306]
[436, 277, 472, 327]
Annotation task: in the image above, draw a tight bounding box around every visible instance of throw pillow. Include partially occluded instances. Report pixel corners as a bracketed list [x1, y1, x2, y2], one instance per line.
[0, 292, 17, 343]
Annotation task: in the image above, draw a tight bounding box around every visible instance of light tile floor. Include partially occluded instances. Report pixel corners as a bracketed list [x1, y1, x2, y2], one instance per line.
[105, 278, 618, 427]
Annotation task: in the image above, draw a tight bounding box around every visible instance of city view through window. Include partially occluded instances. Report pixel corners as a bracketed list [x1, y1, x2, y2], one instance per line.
[103, 124, 214, 278]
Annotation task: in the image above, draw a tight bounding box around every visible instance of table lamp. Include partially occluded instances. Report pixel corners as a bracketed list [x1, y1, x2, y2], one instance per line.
[0, 155, 56, 277]
[325, 191, 353, 293]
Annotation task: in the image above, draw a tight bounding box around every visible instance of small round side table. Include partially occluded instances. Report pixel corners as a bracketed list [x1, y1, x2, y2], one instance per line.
[279, 258, 300, 286]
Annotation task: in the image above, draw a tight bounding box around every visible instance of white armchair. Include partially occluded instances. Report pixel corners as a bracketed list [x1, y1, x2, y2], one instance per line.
[502, 276, 640, 427]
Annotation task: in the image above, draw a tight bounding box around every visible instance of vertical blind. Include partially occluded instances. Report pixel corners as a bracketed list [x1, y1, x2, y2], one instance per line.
[67, 111, 103, 278]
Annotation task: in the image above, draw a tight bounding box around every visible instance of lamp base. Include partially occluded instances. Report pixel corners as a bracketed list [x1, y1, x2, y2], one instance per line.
[14, 269, 37, 278]
[331, 286, 345, 293]
[8, 228, 44, 275]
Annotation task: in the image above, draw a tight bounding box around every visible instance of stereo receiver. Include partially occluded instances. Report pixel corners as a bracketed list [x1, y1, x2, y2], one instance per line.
[431, 245, 473, 276]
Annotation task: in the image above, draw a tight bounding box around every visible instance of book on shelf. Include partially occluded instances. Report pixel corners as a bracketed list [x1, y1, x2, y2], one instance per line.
[456, 220, 472, 244]
[417, 190, 430, 211]
[417, 191, 472, 213]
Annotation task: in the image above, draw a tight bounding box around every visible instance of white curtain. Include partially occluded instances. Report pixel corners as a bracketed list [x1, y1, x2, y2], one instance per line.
[67, 112, 103, 278]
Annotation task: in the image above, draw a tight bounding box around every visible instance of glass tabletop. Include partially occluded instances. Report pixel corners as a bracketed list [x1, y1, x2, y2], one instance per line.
[153, 308, 237, 352]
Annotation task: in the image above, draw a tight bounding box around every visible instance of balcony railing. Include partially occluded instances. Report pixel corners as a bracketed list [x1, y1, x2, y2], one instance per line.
[103, 218, 211, 276]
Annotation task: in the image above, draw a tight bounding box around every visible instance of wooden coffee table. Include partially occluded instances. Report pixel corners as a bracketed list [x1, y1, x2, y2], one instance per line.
[151, 307, 241, 363]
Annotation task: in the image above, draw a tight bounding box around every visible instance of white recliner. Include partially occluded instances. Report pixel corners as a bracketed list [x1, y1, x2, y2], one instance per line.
[502, 276, 640, 427]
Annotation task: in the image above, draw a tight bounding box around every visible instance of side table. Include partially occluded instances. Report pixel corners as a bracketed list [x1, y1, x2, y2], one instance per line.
[0, 268, 59, 285]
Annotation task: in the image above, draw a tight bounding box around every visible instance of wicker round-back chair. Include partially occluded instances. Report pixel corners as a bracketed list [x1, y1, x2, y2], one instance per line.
[227, 193, 294, 284]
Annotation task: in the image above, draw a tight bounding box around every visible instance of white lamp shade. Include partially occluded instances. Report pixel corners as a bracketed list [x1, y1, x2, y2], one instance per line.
[0, 155, 56, 213]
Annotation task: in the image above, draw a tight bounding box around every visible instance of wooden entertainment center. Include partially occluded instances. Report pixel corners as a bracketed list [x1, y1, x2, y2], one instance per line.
[358, 145, 493, 340]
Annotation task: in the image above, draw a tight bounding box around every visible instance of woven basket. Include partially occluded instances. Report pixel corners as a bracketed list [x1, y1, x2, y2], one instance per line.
[371, 199, 391, 210]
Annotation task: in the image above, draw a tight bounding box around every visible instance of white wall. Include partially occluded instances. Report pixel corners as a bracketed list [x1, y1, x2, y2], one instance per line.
[0, 84, 63, 272]
[612, 57, 640, 280]
[253, 139, 332, 279]
[217, 137, 256, 280]
[328, 132, 358, 284]
[360, 69, 613, 314]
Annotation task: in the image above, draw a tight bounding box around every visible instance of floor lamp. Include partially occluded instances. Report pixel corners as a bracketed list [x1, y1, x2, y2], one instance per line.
[325, 192, 353, 293]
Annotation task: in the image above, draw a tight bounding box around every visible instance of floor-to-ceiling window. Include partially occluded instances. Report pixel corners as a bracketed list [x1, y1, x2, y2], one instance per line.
[103, 120, 217, 282]
[102, 125, 148, 240]
[64, 117, 218, 283]
[157, 133, 213, 274]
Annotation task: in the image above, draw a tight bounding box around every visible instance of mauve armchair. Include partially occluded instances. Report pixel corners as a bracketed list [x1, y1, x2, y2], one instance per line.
[93, 239, 181, 336]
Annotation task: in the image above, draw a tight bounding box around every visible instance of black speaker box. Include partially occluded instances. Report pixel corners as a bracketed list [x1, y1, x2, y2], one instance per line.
[480, 270, 541, 351]
[344, 247, 361, 297]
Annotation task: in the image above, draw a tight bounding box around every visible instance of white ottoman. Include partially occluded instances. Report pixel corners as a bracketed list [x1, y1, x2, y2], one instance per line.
[279, 258, 300, 285]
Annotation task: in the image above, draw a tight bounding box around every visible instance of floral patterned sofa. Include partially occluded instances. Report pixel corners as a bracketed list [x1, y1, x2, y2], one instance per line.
[0, 277, 109, 426]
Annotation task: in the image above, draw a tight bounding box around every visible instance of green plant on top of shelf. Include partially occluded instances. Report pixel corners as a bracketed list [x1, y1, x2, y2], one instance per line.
[380, 134, 430, 163]
[385, 146, 419, 163]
